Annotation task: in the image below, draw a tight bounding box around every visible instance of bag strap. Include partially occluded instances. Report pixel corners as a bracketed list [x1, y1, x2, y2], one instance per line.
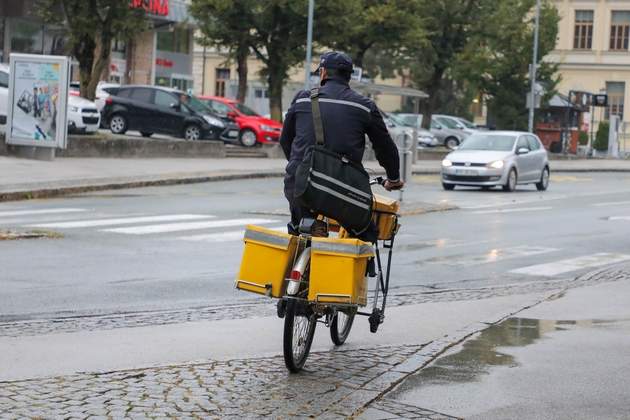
[310, 88, 325, 146]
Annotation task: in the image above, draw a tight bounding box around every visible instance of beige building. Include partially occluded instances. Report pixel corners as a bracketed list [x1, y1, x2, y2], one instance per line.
[192, 45, 406, 116]
[547, 0, 630, 130]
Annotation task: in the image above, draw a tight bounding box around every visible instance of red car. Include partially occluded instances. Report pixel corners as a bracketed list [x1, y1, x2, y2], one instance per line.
[198, 95, 283, 147]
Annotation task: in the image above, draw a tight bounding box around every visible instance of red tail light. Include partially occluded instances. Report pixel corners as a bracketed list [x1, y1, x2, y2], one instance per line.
[105, 97, 113, 106]
[289, 270, 301, 281]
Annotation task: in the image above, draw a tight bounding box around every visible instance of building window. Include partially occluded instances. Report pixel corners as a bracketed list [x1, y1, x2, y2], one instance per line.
[610, 11, 630, 51]
[112, 38, 127, 54]
[10, 19, 43, 54]
[215, 68, 230, 97]
[156, 27, 191, 54]
[254, 88, 269, 99]
[574, 10, 593, 49]
[606, 82, 625, 120]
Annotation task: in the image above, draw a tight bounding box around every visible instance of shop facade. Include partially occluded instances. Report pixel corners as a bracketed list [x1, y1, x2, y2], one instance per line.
[0, 0, 194, 90]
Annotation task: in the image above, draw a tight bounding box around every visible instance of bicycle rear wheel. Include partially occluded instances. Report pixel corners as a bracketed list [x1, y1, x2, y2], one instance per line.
[330, 309, 355, 345]
[283, 299, 317, 373]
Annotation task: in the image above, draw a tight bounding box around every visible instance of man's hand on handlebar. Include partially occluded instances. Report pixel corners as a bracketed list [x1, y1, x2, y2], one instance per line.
[384, 179, 404, 191]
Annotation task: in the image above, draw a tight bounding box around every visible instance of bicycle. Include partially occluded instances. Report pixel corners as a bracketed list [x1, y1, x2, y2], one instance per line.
[277, 176, 400, 372]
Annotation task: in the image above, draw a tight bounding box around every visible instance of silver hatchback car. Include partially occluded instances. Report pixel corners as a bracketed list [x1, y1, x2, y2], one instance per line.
[441, 131, 549, 192]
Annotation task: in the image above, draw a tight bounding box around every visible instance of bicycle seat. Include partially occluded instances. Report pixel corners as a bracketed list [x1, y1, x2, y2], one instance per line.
[299, 218, 317, 235]
[299, 218, 328, 237]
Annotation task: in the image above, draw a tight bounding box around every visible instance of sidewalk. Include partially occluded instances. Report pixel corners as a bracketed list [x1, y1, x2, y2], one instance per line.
[1, 155, 630, 201]
[362, 274, 630, 420]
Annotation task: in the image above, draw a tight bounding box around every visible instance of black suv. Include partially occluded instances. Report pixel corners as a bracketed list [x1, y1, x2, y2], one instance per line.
[102, 85, 239, 141]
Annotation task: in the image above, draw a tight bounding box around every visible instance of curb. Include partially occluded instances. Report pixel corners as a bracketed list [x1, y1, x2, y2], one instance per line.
[0, 171, 285, 202]
[1, 167, 629, 203]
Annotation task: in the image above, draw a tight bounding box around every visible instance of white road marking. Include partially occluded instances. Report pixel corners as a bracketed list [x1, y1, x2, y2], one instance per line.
[510, 253, 630, 277]
[470, 207, 552, 215]
[593, 200, 630, 207]
[30, 214, 214, 229]
[177, 226, 286, 242]
[103, 218, 278, 235]
[607, 216, 630, 221]
[0, 208, 86, 218]
[425, 246, 559, 267]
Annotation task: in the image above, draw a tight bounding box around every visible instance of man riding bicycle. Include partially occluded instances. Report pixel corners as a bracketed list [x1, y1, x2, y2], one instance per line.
[279, 51, 404, 238]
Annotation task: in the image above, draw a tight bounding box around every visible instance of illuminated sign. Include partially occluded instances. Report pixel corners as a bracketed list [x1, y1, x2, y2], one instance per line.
[130, 0, 169, 17]
[156, 58, 173, 68]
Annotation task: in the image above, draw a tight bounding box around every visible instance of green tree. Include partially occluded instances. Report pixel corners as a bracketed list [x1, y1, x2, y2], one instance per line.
[192, 0, 349, 121]
[455, 0, 560, 130]
[402, 0, 486, 128]
[190, 0, 255, 102]
[593, 121, 609, 151]
[37, 0, 146, 100]
[326, 0, 423, 79]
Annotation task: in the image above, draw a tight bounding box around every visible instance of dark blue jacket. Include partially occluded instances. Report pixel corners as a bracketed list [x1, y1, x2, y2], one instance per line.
[279, 77, 400, 182]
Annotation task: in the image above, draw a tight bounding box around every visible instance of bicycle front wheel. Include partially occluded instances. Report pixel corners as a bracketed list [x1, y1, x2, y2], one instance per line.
[283, 299, 317, 373]
[330, 308, 356, 345]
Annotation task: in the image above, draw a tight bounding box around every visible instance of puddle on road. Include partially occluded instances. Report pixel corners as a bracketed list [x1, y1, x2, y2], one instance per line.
[388, 316, 630, 418]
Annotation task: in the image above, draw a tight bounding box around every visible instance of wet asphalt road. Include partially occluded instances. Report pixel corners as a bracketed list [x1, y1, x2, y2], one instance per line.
[384, 277, 630, 420]
[1, 172, 628, 320]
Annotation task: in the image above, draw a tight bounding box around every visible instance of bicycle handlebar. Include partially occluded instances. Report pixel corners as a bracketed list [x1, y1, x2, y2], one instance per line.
[370, 176, 386, 186]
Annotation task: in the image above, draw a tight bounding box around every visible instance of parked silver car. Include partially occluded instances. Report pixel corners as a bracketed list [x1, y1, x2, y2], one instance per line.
[433, 114, 479, 135]
[441, 131, 549, 192]
[394, 113, 467, 149]
[387, 113, 438, 147]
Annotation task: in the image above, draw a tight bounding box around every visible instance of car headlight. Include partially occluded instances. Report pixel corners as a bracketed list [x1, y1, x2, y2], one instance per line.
[69, 106, 79, 113]
[442, 159, 452, 167]
[260, 124, 276, 131]
[203, 115, 225, 128]
[487, 160, 504, 169]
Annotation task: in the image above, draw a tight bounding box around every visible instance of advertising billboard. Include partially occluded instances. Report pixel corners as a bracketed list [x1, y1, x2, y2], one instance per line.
[6, 54, 70, 149]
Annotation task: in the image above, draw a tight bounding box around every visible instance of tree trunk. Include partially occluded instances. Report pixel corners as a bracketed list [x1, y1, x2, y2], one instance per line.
[267, 63, 284, 122]
[419, 69, 445, 130]
[74, 37, 97, 100]
[236, 43, 248, 103]
[86, 35, 111, 101]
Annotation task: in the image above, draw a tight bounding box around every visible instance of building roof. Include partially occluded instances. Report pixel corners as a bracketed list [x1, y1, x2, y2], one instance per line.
[350, 81, 428, 99]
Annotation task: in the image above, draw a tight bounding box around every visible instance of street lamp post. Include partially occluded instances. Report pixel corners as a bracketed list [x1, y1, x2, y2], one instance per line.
[304, 0, 315, 90]
[528, 0, 541, 133]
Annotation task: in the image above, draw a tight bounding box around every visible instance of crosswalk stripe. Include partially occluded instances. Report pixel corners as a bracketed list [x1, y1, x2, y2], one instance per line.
[0, 208, 86, 218]
[470, 207, 552, 215]
[102, 218, 278, 235]
[424, 245, 558, 267]
[29, 214, 214, 229]
[509, 253, 630, 277]
[177, 226, 287, 243]
[593, 200, 630, 207]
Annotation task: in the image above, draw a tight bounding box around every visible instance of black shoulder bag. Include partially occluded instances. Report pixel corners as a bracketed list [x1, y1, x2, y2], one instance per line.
[294, 88, 373, 235]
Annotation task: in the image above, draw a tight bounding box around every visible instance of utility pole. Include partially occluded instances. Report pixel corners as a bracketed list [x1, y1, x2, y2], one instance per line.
[304, 0, 315, 90]
[528, 0, 541, 133]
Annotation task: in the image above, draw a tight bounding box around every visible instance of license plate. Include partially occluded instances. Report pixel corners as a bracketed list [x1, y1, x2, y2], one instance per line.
[228, 130, 238, 137]
[455, 169, 478, 176]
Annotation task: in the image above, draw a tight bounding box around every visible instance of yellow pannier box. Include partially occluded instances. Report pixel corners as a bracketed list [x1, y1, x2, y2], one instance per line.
[372, 194, 400, 240]
[236, 225, 297, 298]
[308, 237, 374, 306]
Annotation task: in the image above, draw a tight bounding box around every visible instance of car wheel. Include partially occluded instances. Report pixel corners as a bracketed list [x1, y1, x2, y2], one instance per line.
[445, 137, 460, 150]
[442, 183, 455, 191]
[536, 167, 549, 191]
[140, 132, 153, 138]
[502, 168, 517, 192]
[239, 129, 257, 147]
[109, 114, 127, 135]
[184, 124, 201, 141]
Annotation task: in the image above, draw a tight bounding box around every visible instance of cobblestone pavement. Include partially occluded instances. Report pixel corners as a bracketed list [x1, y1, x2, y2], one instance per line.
[0, 344, 426, 419]
[0, 266, 627, 418]
[1, 265, 626, 338]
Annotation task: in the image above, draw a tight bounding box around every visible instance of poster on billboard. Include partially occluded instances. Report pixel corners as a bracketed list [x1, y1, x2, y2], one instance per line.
[6, 54, 70, 149]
